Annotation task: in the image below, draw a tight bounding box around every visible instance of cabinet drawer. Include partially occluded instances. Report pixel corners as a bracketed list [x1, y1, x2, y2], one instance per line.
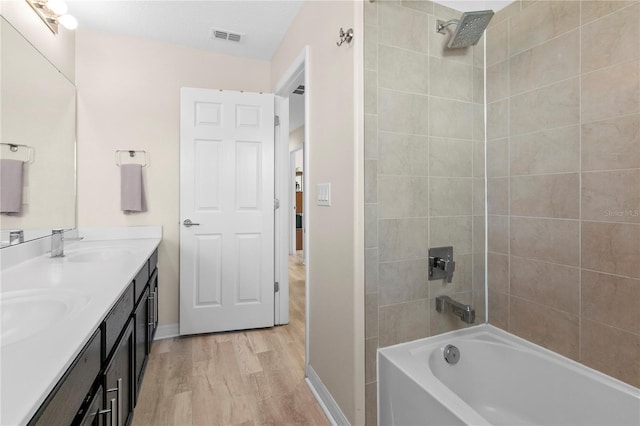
[103, 283, 134, 361]
[29, 329, 101, 426]
[133, 262, 149, 305]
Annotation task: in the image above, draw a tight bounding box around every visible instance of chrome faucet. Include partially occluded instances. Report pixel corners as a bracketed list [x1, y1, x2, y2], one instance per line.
[436, 295, 475, 324]
[9, 230, 24, 245]
[51, 229, 65, 257]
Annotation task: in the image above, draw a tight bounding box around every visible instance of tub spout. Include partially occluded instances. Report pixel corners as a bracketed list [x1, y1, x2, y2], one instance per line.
[435, 296, 475, 324]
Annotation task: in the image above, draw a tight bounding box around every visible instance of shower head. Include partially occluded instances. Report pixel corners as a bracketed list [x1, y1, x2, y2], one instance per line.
[437, 10, 495, 49]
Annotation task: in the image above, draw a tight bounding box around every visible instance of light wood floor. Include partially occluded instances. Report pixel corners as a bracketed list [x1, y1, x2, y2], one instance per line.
[132, 254, 329, 426]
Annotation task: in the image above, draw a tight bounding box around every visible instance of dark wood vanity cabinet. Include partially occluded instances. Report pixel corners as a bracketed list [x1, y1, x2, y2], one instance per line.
[28, 249, 159, 426]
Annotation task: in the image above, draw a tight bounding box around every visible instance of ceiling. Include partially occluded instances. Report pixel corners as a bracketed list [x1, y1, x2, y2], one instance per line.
[66, 0, 304, 61]
[66, 1, 513, 62]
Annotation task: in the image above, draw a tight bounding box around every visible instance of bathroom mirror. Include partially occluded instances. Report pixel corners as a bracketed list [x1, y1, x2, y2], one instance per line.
[0, 17, 76, 246]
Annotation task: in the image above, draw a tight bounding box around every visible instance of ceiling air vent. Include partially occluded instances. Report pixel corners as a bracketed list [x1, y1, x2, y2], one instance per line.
[211, 28, 243, 43]
[292, 85, 305, 95]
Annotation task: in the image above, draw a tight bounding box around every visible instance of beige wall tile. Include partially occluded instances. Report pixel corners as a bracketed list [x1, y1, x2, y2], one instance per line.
[510, 217, 580, 266]
[429, 216, 473, 254]
[581, 3, 639, 73]
[365, 70, 378, 114]
[365, 24, 378, 71]
[487, 60, 509, 103]
[582, 170, 640, 223]
[509, 1, 580, 56]
[510, 29, 579, 95]
[473, 215, 486, 253]
[488, 215, 509, 254]
[488, 177, 509, 215]
[510, 173, 580, 219]
[580, 319, 640, 388]
[429, 177, 472, 216]
[364, 0, 378, 26]
[379, 259, 429, 305]
[401, 0, 434, 14]
[488, 290, 509, 330]
[365, 337, 378, 384]
[378, 45, 429, 94]
[473, 178, 486, 216]
[378, 132, 429, 176]
[429, 97, 473, 139]
[429, 138, 472, 177]
[510, 125, 580, 175]
[487, 99, 508, 140]
[366, 294, 379, 339]
[491, 0, 522, 27]
[429, 57, 473, 102]
[473, 36, 485, 69]
[473, 140, 485, 178]
[365, 160, 378, 203]
[488, 252, 509, 293]
[486, 18, 509, 66]
[581, 1, 635, 24]
[365, 248, 379, 294]
[378, 175, 429, 219]
[510, 256, 579, 315]
[581, 60, 640, 124]
[582, 114, 640, 171]
[582, 222, 640, 278]
[365, 382, 377, 426]
[378, 218, 429, 261]
[582, 270, 640, 334]
[473, 66, 485, 104]
[473, 103, 486, 141]
[487, 138, 509, 177]
[510, 77, 580, 136]
[379, 299, 430, 347]
[365, 114, 378, 160]
[379, 88, 430, 135]
[509, 296, 579, 360]
[379, 2, 430, 53]
[365, 204, 378, 250]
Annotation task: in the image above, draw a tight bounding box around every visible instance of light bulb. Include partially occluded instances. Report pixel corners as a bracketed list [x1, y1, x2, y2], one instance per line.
[46, 0, 67, 15]
[58, 14, 78, 30]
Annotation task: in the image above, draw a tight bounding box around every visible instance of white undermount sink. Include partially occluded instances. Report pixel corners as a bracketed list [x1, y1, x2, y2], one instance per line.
[0, 290, 90, 347]
[65, 246, 136, 263]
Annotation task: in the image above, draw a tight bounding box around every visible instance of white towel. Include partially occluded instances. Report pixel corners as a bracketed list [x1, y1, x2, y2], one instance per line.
[0, 159, 24, 214]
[121, 164, 147, 213]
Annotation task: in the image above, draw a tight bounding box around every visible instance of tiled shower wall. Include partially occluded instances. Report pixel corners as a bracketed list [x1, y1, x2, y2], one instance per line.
[486, 0, 640, 388]
[363, 1, 485, 423]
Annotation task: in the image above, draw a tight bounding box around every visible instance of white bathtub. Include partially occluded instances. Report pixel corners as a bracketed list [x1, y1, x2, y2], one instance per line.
[378, 324, 640, 426]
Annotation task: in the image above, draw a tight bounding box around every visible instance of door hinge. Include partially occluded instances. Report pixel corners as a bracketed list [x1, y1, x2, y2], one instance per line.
[274, 115, 280, 126]
[274, 198, 280, 210]
[274, 281, 280, 293]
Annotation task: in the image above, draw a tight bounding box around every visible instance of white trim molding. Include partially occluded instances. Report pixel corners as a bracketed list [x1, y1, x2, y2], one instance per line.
[306, 365, 350, 426]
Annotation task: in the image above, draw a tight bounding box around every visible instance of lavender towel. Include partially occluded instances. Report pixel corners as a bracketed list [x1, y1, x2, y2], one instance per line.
[121, 164, 147, 213]
[0, 159, 24, 214]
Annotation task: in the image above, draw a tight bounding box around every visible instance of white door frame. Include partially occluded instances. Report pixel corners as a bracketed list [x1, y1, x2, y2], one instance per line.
[274, 47, 309, 373]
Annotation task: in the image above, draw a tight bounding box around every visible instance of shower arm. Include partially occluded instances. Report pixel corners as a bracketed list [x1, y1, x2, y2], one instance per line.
[436, 19, 459, 33]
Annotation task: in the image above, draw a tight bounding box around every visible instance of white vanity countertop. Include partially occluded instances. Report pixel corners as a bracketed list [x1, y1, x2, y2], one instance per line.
[0, 227, 161, 425]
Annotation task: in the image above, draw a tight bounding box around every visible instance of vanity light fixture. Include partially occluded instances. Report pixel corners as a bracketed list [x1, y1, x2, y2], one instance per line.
[25, 0, 78, 34]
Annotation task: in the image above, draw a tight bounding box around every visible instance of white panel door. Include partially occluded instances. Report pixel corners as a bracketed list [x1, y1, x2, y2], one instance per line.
[180, 88, 275, 335]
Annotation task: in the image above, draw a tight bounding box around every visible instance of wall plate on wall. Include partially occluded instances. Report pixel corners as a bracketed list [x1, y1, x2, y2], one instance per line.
[317, 183, 331, 206]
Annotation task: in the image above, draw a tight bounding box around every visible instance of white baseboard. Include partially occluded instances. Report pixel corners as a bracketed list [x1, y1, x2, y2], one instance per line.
[306, 365, 350, 426]
[154, 322, 179, 340]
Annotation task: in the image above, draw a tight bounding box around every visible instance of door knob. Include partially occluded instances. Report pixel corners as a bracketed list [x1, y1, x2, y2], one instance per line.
[183, 219, 200, 227]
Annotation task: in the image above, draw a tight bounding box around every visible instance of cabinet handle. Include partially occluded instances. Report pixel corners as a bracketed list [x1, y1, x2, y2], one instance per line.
[98, 398, 117, 426]
[148, 292, 155, 326]
[107, 378, 122, 426]
[154, 289, 158, 328]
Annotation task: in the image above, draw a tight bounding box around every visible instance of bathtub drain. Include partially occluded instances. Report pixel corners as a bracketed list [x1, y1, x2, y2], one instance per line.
[443, 344, 460, 364]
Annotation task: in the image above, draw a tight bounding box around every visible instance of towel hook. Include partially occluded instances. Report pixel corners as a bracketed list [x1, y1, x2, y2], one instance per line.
[336, 27, 354, 47]
[116, 149, 148, 167]
[1, 142, 34, 163]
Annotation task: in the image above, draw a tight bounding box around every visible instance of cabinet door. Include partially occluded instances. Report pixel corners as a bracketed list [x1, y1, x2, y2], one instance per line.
[78, 385, 107, 426]
[104, 320, 134, 426]
[134, 286, 150, 402]
[148, 268, 159, 348]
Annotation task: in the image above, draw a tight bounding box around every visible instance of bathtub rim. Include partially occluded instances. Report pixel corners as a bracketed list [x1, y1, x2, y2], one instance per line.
[377, 323, 640, 425]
